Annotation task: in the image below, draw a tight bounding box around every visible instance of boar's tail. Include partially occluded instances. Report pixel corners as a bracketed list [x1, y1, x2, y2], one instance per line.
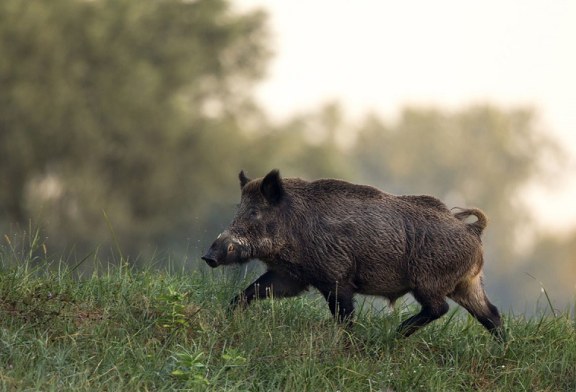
[452, 208, 487, 236]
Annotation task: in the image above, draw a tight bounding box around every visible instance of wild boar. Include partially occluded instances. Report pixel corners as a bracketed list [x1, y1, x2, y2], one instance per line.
[202, 169, 504, 340]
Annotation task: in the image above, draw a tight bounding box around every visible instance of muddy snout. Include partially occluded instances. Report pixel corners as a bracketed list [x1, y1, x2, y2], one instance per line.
[201, 233, 243, 268]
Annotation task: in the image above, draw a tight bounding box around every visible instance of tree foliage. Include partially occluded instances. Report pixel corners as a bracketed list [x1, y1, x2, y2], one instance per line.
[352, 105, 559, 263]
[0, 0, 270, 253]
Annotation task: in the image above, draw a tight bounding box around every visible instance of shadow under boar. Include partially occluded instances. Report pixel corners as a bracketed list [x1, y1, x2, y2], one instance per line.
[202, 169, 504, 341]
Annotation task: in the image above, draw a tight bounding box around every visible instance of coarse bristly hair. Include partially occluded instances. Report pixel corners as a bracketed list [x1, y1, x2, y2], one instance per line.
[202, 169, 504, 342]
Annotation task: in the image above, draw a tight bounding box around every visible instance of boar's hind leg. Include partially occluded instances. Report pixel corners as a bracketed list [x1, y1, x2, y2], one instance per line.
[449, 275, 505, 342]
[397, 292, 449, 338]
[230, 270, 308, 310]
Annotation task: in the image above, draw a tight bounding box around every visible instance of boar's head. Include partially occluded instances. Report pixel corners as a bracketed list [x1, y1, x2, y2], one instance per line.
[202, 169, 287, 268]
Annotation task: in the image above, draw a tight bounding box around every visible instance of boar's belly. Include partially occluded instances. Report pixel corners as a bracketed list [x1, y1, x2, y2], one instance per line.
[353, 268, 410, 297]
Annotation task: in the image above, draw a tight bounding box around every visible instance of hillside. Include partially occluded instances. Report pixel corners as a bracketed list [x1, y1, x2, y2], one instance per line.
[0, 253, 574, 391]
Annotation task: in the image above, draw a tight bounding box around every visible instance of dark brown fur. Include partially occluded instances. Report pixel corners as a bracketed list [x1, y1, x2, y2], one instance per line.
[202, 169, 504, 340]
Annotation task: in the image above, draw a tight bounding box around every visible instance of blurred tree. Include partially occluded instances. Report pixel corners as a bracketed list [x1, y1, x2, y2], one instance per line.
[0, 0, 270, 256]
[352, 105, 560, 267]
[518, 231, 576, 310]
[246, 102, 356, 180]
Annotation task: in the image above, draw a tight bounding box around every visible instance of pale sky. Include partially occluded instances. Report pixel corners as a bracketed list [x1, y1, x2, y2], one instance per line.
[237, 0, 576, 233]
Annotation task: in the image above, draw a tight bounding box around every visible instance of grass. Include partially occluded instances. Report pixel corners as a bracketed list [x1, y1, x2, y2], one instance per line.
[0, 238, 575, 391]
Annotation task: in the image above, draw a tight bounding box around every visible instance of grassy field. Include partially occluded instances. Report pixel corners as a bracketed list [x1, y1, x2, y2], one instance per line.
[0, 240, 575, 391]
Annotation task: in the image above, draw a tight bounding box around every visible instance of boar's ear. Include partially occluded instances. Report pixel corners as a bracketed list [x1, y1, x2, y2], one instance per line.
[260, 169, 284, 205]
[239, 170, 251, 189]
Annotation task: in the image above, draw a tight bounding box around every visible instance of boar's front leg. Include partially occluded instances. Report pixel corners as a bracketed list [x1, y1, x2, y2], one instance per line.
[230, 270, 308, 310]
[320, 286, 355, 324]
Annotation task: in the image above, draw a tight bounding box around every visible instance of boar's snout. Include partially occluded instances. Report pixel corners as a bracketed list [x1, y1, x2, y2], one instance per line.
[201, 240, 225, 268]
[202, 232, 246, 268]
[201, 251, 219, 268]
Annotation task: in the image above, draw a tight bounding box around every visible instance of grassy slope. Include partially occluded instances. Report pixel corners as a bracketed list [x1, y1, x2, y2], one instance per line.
[0, 253, 574, 391]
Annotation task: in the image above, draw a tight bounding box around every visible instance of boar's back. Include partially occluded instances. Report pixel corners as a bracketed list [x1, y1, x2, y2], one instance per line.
[398, 195, 450, 212]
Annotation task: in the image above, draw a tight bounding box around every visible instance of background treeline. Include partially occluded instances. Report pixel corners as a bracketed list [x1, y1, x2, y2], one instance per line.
[0, 0, 573, 311]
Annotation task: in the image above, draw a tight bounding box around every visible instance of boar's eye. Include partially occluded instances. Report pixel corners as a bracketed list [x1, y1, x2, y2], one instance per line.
[248, 209, 260, 219]
[227, 244, 234, 253]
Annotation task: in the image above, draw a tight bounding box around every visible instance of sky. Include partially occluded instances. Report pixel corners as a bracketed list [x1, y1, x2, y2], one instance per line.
[236, 0, 576, 233]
